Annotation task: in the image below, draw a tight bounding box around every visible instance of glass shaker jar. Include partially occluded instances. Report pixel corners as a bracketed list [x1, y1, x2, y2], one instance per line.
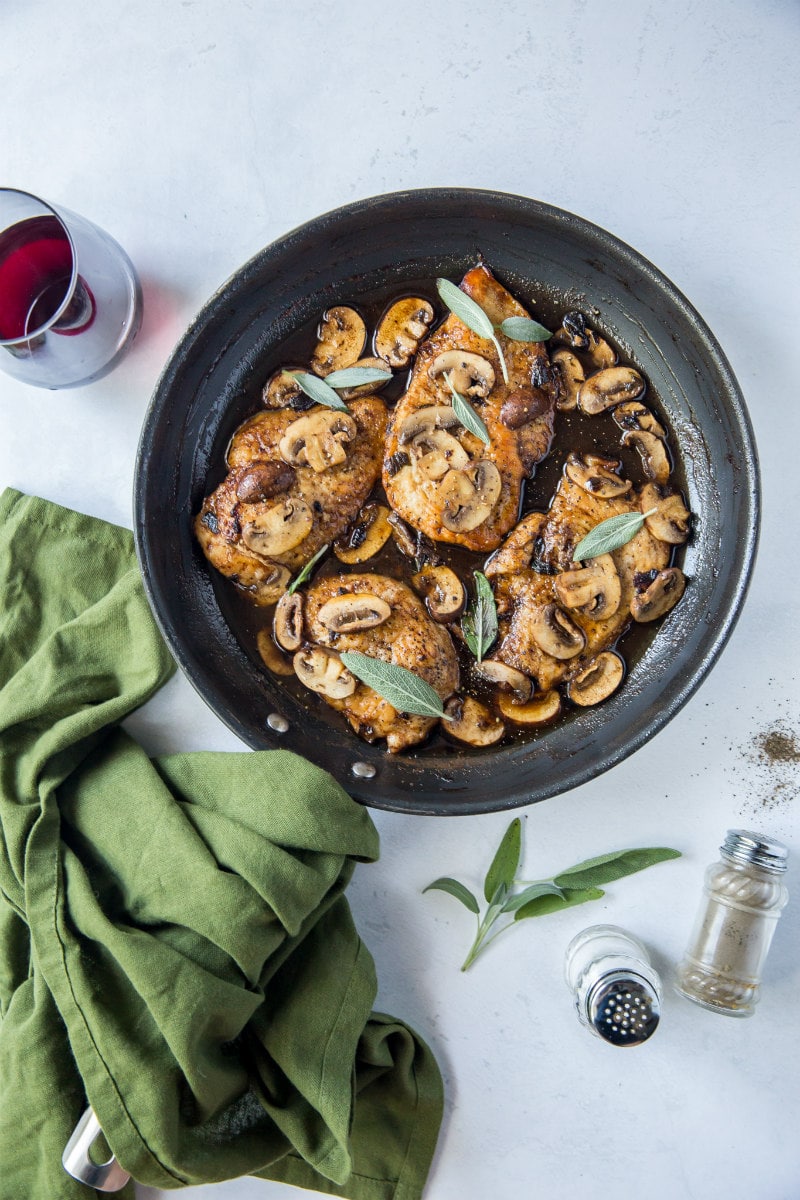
[675, 830, 789, 1017]
[564, 924, 662, 1045]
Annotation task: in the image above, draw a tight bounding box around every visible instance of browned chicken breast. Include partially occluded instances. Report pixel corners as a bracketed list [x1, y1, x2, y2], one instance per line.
[284, 572, 459, 752]
[484, 455, 685, 702]
[195, 395, 387, 605]
[383, 265, 557, 553]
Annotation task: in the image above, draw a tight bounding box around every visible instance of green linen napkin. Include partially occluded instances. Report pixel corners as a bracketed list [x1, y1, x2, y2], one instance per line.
[0, 489, 442, 1200]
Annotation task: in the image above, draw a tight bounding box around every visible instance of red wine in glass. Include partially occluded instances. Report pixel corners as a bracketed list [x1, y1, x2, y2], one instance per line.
[0, 215, 95, 341]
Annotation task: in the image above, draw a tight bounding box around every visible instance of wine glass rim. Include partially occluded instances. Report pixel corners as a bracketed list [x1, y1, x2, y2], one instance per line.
[0, 187, 78, 345]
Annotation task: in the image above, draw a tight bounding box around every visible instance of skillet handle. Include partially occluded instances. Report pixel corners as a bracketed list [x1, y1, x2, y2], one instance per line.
[62, 1107, 131, 1192]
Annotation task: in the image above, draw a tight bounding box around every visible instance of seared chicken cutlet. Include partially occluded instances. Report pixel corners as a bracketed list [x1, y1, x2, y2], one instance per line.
[195, 396, 387, 605]
[284, 572, 459, 752]
[383, 265, 557, 553]
[484, 455, 686, 699]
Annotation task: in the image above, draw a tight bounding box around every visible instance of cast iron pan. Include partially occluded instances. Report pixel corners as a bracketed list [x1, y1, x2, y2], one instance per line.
[134, 189, 759, 815]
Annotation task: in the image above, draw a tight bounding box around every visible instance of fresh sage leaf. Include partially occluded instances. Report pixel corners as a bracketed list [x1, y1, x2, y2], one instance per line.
[484, 818, 522, 902]
[553, 847, 682, 890]
[423, 876, 480, 914]
[445, 374, 491, 446]
[286, 543, 329, 595]
[436, 277, 509, 384]
[500, 316, 552, 343]
[324, 365, 393, 388]
[338, 651, 451, 721]
[501, 881, 565, 914]
[461, 571, 498, 664]
[572, 507, 658, 562]
[284, 370, 350, 412]
[514, 886, 605, 921]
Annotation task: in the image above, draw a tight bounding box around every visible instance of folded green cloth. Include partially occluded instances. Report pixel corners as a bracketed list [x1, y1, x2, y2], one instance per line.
[0, 490, 442, 1200]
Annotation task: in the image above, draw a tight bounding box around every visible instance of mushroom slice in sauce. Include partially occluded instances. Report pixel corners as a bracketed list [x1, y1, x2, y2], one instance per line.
[411, 565, 466, 622]
[334, 503, 393, 563]
[293, 647, 357, 698]
[279, 410, 358, 473]
[641, 484, 691, 544]
[235, 461, 296, 504]
[568, 652, 625, 706]
[529, 603, 587, 659]
[440, 461, 502, 533]
[554, 554, 622, 620]
[630, 567, 686, 622]
[621, 429, 671, 485]
[316, 592, 392, 633]
[583, 330, 618, 370]
[496, 689, 562, 725]
[375, 298, 435, 368]
[564, 452, 632, 499]
[273, 591, 305, 652]
[551, 348, 586, 412]
[311, 307, 366, 376]
[241, 498, 313, 557]
[473, 659, 532, 703]
[263, 367, 309, 410]
[578, 366, 646, 415]
[256, 628, 294, 676]
[612, 400, 667, 440]
[428, 350, 496, 399]
[443, 695, 505, 747]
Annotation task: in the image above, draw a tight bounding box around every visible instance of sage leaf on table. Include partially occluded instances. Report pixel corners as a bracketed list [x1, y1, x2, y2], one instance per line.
[436, 277, 509, 383]
[283, 370, 350, 412]
[423, 817, 681, 970]
[323, 365, 393, 388]
[499, 316, 552, 343]
[445, 373, 490, 446]
[338, 651, 451, 721]
[461, 571, 498, 664]
[286, 543, 329, 595]
[572, 507, 658, 561]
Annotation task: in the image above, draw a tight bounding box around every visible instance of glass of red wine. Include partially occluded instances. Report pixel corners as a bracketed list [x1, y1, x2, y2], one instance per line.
[0, 188, 142, 388]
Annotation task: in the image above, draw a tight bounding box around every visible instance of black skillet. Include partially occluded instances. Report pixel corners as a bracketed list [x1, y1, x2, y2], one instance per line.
[134, 189, 759, 815]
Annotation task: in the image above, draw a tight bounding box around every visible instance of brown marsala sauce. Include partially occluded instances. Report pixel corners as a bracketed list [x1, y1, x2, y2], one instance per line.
[208, 273, 688, 756]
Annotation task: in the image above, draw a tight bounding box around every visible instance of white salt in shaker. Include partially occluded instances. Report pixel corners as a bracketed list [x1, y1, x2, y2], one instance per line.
[675, 830, 789, 1017]
[564, 924, 662, 1046]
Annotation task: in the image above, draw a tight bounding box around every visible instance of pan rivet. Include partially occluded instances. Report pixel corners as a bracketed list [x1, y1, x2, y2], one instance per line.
[267, 713, 289, 734]
[351, 761, 376, 780]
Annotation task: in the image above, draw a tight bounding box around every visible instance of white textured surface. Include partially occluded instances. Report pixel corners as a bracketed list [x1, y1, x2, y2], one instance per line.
[3, 2, 800, 1198]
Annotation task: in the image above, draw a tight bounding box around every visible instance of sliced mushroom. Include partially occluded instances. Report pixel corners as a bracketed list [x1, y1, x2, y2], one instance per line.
[411, 565, 466, 622]
[500, 387, 551, 430]
[410, 429, 470, 480]
[334, 503, 392, 563]
[443, 695, 505, 746]
[568, 652, 625, 706]
[263, 367, 309, 410]
[293, 647, 356, 698]
[440, 460, 502, 532]
[428, 350, 495, 399]
[396, 404, 461, 445]
[256, 628, 294, 676]
[317, 592, 392, 633]
[530, 603, 586, 659]
[235, 461, 296, 503]
[554, 554, 622, 620]
[279, 410, 358, 473]
[584, 330, 618, 370]
[336, 356, 393, 401]
[550, 348, 585, 412]
[250, 563, 291, 605]
[578, 366, 646, 415]
[621, 429, 671, 485]
[375, 298, 435, 368]
[387, 511, 441, 567]
[497, 689, 561, 725]
[310, 307, 366, 376]
[565, 452, 632, 499]
[631, 568, 686, 622]
[612, 400, 666, 440]
[555, 310, 590, 350]
[473, 659, 532, 702]
[241, 499, 313, 557]
[641, 484, 691, 544]
[273, 591, 304, 651]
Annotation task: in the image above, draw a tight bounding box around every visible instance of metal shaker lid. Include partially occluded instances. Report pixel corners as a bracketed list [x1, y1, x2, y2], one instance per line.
[586, 971, 660, 1045]
[721, 830, 789, 874]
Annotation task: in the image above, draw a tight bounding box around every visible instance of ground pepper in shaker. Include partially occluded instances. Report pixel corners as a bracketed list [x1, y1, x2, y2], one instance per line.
[675, 830, 789, 1017]
[564, 924, 662, 1045]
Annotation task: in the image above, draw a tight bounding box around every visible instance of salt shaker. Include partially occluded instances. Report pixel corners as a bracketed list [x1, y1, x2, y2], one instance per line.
[564, 924, 661, 1045]
[675, 830, 789, 1017]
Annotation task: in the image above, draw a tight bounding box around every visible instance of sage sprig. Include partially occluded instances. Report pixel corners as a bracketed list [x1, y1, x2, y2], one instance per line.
[283, 370, 350, 412]
[323, 365, 393, 388]
[573, 507, 658, 562]
[445, 373, 490, 446]
[424, 818, 681, 970]
[436, 278, 553, 386]
[339, 651, 452, 721]
[461, 571, 498, 664]
[286, 543, 329, 595]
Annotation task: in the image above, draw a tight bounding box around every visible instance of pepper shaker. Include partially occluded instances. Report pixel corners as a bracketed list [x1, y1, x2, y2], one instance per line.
[675, 829, 789, 1017]
[564, 924, 662, 1045]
